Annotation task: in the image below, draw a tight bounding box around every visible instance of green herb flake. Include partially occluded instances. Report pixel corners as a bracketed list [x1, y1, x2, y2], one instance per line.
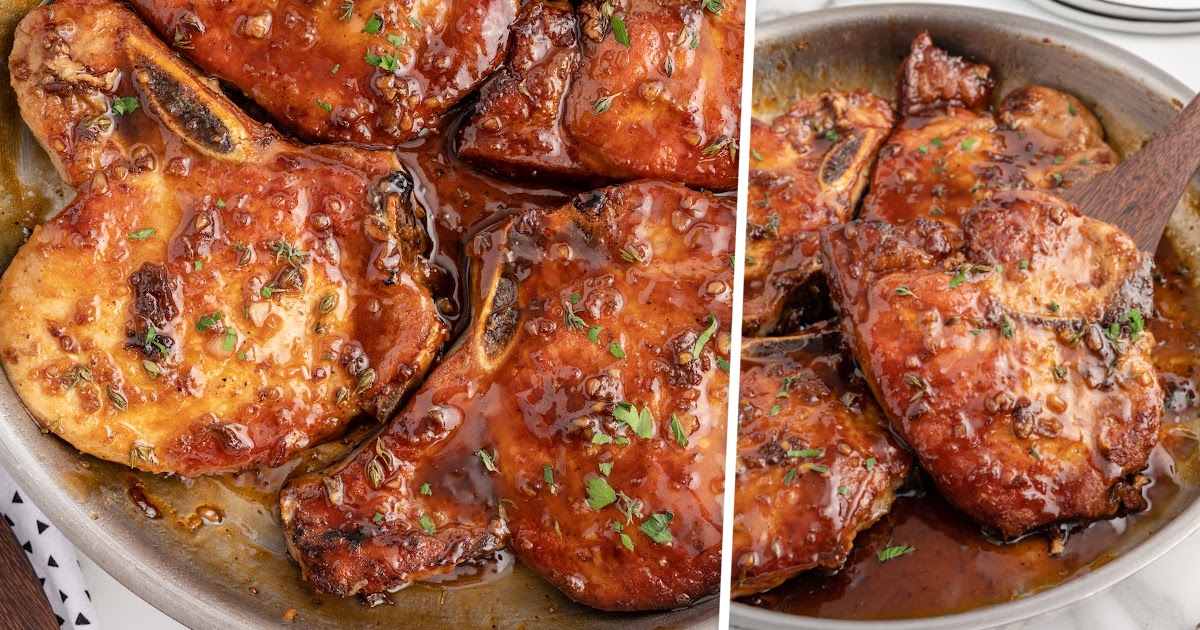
[112, 96, 138, 116]
[193, 260, 203, 271]
[592, 93, 620, 115]
[784, 469, 796, 485]
[592, 433, 613, 445]
[598, 462, 614, 477]
[569, 292, 582, 304]
[1020, 259, 1029, 270]
[1122, 309, 1145, 340]
[363, 14, 383, 34]
[544, 465, 557, 493]
[373, 512, 384, 524]
[693, 314, 718, 356]
[639, 512, 674, 544]
[613, 402, 654, 439]
[864, 457, 877, 470]
[609, 343, 626, 359]
[476, 449, 499, 473]
[387, 34, 407, 47]
[195, 311, 223, 332]
[960, 138, 979, 151]
[222, 327, 237, 352]
[127, 228, 155, 240]
[769, 404, 782, 416]
[877, 545, 916, 562]
[611, 15, 631, 48]
[670, 413, 688, 448]
[408, 15, 423, 30]
[825, 129, 840, 142]
[918, 144, 928, 154]
[751, 149, 764, 161]
[810, 464, 829, 474]
[587, 326, 603, 344]
[418, 514, 436, 535]
[894, 285, 916, 297]
[787, 448, 823, 458]
[586, 476, 617, 510]
[316, 98, 332, 112]
[930, 138, 945, 147]
[420, 483, 432, 495]
[717, 356, 730, 372]
[837, 486, 848, 495]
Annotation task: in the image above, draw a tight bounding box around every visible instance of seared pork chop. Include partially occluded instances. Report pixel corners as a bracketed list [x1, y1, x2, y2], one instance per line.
[732, 332, 911, 597]
[862, 32, 1118, 229]
[457, 0, 743, 190]
[2, 0, 447, 475]
[743, 90, 894, 336]
[281, 181, 731, 610]
[128, 0, 520, 145]
[821, 190, 1162, 538]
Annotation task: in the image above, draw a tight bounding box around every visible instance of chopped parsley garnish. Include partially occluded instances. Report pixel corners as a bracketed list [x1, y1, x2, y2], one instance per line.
[544, 466, 557, 494]
[864, 457, 877, 470]
[1020, 259, 1029, 269]
[586, 476, 617, 510]
[420, 483, 432, 495]
[112, 96, 138, 116]
[418, 514, 436, 535]
[894, 285, 916, 297]
[1122, 309, 1145, 340]
[609, 343, 626, 359]
[751, 149, 763, 161]
[877, 545, 916, 562]
[363, 14, 382, 34]
[930, 138, 944, 147]
[316, 98, 332, 112]
[127, 228, 155, 240]
[613, 402, 653, 439]
[670, 413, 688, 447]
[193, 261, 203, 271]
[960, 138, 979, 151]
[810, 464, 829, 474]
[592, 433, 613, 445]
[786, 448, 823, 458]
[639, 512, 674, 543]
[569, 292, 582, 304]
[614, 521, 634, 551]
[195, 312, 223, 332]
[408, 15, 423, 30]
[693, 314, 717, 356]
[587, 326, 603, 343]
[717, 356, 730, 372]
[611, 15, 630, 48]
[825, 129, 840, 141]
[598, 462, 613, 476]
[215, 199, 226, 208]
[387, 34, 407, 47]
[222, 327, 237, 352]
[365, 49, 398, 72]
[699, 0, 725, 13]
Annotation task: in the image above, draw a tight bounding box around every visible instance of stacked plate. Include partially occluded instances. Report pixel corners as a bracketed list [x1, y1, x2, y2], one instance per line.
[1028, 0, 1200, 33]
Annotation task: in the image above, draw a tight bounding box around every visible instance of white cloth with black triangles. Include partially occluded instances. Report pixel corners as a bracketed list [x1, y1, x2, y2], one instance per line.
[0, 465, 99, 629]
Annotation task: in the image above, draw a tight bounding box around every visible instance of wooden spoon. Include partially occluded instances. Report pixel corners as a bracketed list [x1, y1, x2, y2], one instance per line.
[1063, 92, 1200, 252]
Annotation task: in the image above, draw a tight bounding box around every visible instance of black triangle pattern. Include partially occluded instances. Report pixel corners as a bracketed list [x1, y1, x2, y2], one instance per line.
[59, 590, 67, 603]
[11, 491, 21, 503]
[36, 520, 49, 534]
[21, 540, 31, 553]
[74, 613, 89, 626]
[47, 555, 58, 568]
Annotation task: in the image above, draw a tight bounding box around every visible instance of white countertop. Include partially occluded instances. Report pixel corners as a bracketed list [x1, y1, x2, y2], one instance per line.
[83, 0, 1200, 628]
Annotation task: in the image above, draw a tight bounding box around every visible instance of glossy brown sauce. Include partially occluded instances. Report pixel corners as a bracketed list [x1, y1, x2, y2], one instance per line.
[741, 235, 1200, 620]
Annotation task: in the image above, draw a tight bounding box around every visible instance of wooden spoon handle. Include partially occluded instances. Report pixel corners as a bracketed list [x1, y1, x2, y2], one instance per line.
[0, 521, 58, 629]
[1063, 93, 1200, 252]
